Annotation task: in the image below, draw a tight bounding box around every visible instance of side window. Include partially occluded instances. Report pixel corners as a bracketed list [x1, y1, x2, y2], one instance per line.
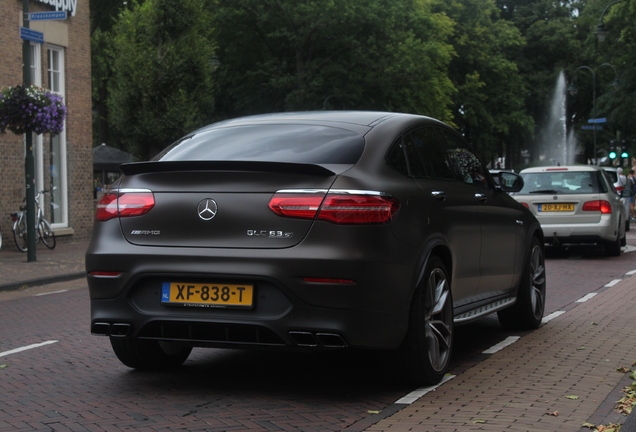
[385, 137, 410, 176]
[440, 129, 490, 189]
[407, 127, 456, 181]
[386, 135, 427, 178]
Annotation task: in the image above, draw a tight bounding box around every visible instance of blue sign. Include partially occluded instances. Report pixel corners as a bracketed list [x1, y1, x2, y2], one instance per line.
[29, 11, 68, 21]
[19, 27, 44, 44]
[582, 125, 603, 130]
[588, 118, 607, 124]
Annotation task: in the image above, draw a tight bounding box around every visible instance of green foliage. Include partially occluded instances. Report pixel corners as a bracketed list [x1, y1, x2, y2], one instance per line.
[213, 0, 455, 121]
[89, 0, 636, 169]
[106, 0, 216, 159]
[437, 0, 533, 164]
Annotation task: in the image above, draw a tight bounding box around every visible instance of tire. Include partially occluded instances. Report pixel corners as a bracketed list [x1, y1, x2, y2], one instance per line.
[397, 256, 453, 385]
[38, 219, 56, 249]
[13, 216, 28, 252]
[605, 225, 623, 257]
[498, 237, 546, 330]
[110, 338, 192, 371]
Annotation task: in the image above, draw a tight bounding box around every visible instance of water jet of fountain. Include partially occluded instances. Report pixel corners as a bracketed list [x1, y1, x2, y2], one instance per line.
[541, 70, 580, 165]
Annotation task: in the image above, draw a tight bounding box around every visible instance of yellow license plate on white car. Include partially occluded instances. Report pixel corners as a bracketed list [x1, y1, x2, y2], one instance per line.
[161, 282, 254, 308]
[538, 203, 575, 212]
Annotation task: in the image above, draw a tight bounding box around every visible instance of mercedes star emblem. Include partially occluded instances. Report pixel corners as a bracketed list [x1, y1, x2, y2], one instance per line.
[197, 199, 218, 221]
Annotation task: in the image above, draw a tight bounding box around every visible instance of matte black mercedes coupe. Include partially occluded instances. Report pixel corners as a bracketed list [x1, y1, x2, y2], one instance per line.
[87, 111, 545, 385]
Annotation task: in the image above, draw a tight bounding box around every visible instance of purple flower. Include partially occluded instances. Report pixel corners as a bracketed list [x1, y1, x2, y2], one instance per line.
[0, 84, 67, 135]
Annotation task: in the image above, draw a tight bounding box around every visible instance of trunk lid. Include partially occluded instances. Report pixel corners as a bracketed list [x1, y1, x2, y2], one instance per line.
[117, 161, 342, 249]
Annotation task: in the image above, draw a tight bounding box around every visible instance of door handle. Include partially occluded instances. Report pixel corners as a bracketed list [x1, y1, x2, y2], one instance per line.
[431, 191, 446, 201]
[475, 193, 487, 203]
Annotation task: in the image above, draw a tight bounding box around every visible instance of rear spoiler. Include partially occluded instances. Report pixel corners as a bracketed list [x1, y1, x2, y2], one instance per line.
[119, 160, 350, 176]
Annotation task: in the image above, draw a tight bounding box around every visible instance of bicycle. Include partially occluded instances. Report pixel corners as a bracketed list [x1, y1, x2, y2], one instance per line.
[10, 190, 56, 252]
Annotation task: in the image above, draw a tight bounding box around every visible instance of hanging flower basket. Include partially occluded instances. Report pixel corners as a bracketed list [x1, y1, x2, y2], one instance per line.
[0, 84, 67, 136]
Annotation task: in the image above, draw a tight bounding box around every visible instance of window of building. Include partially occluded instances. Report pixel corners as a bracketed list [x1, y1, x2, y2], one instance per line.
[46, 46, 68, 226]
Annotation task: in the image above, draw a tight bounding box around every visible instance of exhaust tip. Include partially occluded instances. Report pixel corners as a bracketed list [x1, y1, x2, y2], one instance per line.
[289, 331, 318, 347]
[316, 333, 347, 348]
[91, 322, 111, 336]
[110, 323, 131, 337]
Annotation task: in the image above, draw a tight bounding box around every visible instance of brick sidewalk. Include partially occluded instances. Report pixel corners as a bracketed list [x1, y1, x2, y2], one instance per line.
[366, 275, 636, 431]
[0, 241, 87, 291]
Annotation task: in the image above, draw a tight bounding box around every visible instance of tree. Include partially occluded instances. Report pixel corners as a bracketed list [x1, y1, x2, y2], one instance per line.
[213, 0, 456, 121]
[107, 0, 216, 159]
[90, 0, 139, 147]
[496, 0, 592, 165]
[437, 0, 533, 168]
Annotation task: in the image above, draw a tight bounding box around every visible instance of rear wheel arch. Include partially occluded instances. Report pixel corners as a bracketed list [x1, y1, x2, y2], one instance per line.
[410, 240, 453, 304]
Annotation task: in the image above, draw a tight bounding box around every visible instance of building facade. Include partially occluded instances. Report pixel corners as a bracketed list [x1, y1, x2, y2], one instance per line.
[1, 0, 93, 249]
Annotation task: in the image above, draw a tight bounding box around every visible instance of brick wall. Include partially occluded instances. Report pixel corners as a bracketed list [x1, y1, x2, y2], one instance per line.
[0, 0, 93, 249]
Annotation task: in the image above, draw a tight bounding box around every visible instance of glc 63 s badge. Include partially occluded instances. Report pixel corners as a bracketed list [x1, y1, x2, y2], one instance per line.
[247, 230, 293, 238]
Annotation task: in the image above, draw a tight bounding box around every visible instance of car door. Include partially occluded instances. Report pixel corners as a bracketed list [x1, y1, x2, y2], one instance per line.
[440, 129, 523, 299]
[403, 127, 483, 308]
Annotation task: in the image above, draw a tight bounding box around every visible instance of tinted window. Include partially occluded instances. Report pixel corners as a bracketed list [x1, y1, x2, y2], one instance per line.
[518, 171, 605, 194]
[385, 137, 410, 176]
[154, 125, 365, 164]
[406, 127, 456, 180]
[440, 130, 489, 188]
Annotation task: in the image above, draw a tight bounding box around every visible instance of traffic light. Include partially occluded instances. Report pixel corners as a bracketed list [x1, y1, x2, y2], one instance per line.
[609, 141, 617, 159]
[621, 148, 629, 159]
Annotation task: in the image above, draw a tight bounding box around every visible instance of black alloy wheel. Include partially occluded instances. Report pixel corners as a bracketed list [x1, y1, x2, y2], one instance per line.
[398, 255, 453, 385]
[498, 237, 546, 330]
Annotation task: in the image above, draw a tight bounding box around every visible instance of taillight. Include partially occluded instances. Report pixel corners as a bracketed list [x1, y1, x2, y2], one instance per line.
[302, 277, 355, 284]
[88, 271, 122, 277]
[521, 203, 529, 209]
[268, 192, 325, 219]
[269, 190, 400, 225]
[95, 189, 155, 221]
[582, 200, 612, 214]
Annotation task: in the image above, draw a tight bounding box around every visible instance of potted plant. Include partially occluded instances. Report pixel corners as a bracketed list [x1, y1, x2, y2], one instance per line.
[0, 84, 67, 136]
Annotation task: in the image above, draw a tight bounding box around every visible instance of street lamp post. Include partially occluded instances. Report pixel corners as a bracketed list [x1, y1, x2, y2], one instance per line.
[594, 0, 623, 42]
[568, 64, 619, 165]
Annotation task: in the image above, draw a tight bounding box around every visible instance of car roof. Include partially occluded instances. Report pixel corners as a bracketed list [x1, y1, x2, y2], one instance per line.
[195, 111, 448, 135]
[520, 165, 602, 173]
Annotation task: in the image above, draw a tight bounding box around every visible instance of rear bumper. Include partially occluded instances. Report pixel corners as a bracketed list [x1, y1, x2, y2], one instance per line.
[540, 217, 618, 245]
[86, 222, 419, 350]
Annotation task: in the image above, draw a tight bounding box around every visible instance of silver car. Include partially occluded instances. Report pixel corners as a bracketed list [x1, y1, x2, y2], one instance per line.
[513, 165, 625, 256]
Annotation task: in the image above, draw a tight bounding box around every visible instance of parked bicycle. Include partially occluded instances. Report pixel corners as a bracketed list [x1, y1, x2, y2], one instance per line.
[10, 190, 56, 252]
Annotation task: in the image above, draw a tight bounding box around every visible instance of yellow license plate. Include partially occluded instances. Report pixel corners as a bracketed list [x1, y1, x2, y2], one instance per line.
[161, 282, 254, 308]
[538, 203, 575, 212]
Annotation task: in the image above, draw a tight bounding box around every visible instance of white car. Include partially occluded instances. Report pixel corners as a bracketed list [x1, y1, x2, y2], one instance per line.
[513, 165, 625, 256]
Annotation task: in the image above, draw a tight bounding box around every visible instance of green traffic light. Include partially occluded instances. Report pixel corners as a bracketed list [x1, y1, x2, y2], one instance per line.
[609, 151, 617, 159]
[621, 151, 629, 158]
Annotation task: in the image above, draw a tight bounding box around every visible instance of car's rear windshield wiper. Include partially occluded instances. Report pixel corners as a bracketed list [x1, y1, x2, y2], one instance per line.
[529, 189, 559, 194]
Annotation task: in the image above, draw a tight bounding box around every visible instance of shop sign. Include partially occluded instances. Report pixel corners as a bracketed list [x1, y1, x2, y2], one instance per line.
[33, 0, 78, 17]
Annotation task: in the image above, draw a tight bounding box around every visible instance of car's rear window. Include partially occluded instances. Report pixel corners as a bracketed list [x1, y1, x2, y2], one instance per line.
[154, 124, 365, 164]
[518, 171, 607, 195]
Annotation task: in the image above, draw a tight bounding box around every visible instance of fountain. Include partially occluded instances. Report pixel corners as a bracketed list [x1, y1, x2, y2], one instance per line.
[540, 70, 580, 165]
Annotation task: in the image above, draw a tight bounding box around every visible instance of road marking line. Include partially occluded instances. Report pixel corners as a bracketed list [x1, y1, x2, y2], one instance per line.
[395, 375, 455, 404]
[542, 311, 566, 324]
[623, 245, 636, 253]
[626, 270, 636, 276]
[482, 336, 520, 354]
[605, 279, 622, 287]
[576, 293, 598, 302]
[34, 290, 68, 296]
[0, 340, 59, 358]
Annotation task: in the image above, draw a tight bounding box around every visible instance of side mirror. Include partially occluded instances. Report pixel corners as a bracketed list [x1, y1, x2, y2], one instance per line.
[495, 172, 524, 193]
